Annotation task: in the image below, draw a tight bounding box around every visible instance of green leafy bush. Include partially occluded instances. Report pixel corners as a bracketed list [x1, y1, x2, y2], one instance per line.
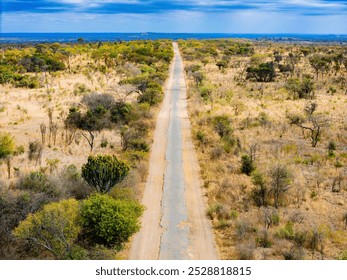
[241, 154, 255, 175]
[81, 194, 143, 248]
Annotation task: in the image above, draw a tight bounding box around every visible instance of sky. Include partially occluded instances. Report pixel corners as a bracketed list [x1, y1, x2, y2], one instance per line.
[1, 0, 347, 33]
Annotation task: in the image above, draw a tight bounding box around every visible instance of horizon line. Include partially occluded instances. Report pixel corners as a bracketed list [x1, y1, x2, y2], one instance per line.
[2, 32, 347, 35]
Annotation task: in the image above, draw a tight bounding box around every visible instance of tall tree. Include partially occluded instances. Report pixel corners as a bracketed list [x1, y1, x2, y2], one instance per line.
[246, 62, 276, 82]
[309, 54, 331, 79]
[65, 105, 110, 151]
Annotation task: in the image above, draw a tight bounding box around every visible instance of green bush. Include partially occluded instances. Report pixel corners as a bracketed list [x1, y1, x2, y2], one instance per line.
[196, 130, 208, 145]
[14, 75, 40, 89]
[251, 171, 269, 206]
[110, 102, 132, 124]
[327, 141, 336, 157]
[212, 115, 232, 138]
[246, 62, 276, 82]
[128, 139, 149, 152]
[285, 76, 314, 99]
[19, 171, 61, 197]
[277, 222, 295, 240]
[81, 194, 143, 249]
[81, 155, 130, 194]
[241, 155, 255, 175]
[338, 250, 347, 260]
[0, 132, 15, 159]
[138, 87, 163, 106]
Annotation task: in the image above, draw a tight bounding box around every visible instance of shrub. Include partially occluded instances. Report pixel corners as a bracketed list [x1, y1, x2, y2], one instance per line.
[269, 164, 292, 208]
[236, 242, 255, 260]
[338, 250, 347, 260]
[81, 155, 130, 194]
[327, 141, 336, 157]
[241, 154, 255, 175]
[286, 76, 315, 99]
[110, 102, 132, 124]
[128, 139, 149, 152]
[196, 130, 208, 145]
[216, 60, 228, 71]
[81, 194, 143, 249]
[0, 132, 15, 160]
[14, 75, 40, 89]
[251, 171, 269, 207]
[212, 115, 232, 138]
[59, 165, 90, 200]
[256, 229, 272, 248]
[206, 203, 227, 220]
[81, 93, 115, 111]
[28, 141, 43, 165]
[138, 87, 163, 106]
[19, 171, 61, 197]
[199, 85, 214, 101]
[246, 62, 276, 82]
[277, 222, 295, 240]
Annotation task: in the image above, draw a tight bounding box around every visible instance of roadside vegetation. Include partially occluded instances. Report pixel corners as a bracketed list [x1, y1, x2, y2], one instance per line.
[179, 39, 347, 260]
[0, 40, 173, 259]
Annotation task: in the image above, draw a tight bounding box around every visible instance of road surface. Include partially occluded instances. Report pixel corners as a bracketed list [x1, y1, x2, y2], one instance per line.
[129, 42, 218, 260]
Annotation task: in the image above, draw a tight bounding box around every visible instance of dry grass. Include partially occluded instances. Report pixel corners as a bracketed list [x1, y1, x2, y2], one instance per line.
[181, 40, 347, 260]
[0, 55, 151, 199]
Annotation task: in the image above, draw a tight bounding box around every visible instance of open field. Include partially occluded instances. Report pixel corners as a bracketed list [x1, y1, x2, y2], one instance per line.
[179, 39, 347, 260]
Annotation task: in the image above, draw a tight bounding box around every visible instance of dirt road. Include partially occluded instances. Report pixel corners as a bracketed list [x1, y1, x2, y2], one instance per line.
[129, 42, 218, 260]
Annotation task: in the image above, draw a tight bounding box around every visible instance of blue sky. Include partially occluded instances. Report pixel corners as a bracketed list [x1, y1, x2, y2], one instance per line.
[1, 0, 347, 33]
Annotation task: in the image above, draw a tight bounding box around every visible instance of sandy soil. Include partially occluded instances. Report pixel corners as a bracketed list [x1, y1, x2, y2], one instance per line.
[129, 43, 218, 260]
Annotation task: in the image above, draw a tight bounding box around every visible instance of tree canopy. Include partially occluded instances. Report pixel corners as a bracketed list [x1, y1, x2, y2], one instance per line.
[0, 133, 15, 160]
[246, 62, 276, 82]
[81, 194, 143, 248]
[13, 199, 81, 259]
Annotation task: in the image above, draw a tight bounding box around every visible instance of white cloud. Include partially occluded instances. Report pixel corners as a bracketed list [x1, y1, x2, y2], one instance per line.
[2, 9, 347, 33]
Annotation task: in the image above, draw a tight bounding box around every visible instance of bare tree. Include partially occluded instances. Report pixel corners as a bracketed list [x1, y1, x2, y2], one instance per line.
[287, 102, 327, 147]
[308, 227, 325, 259]
[262, 207, 279, 230]
[332, 174, 343, 193]
[28, 141, 43, 166]
[64, 123, 76, 147]
[50, 123, 58, 146]
[47, 108, 53, 145]
[270, 164, 292, 208]
[40, 123, 46, 146]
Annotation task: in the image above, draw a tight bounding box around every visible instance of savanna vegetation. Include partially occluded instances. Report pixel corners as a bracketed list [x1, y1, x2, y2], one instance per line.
[0, 39, 173, 259]
[179, 39, 347, 260]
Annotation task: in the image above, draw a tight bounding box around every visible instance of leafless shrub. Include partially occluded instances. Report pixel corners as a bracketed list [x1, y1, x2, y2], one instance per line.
[28, 141, 43, 166]
[236, 241, 256, 260]
[210, 146, 224, 160]
[289, 211, 305, 224]
[236, 219, 254, 239]
[40, 123, 46, 145]
[282, 246, 306, 260]
[49, 123, 58, 146]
